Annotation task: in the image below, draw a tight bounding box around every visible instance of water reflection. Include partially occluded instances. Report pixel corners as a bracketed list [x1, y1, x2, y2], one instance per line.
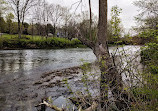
[0, 50, 34, 75]
[0, 49, 97, 75]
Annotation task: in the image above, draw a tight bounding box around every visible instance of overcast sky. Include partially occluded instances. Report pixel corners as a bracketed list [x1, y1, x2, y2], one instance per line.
[48, 0, 139, 32]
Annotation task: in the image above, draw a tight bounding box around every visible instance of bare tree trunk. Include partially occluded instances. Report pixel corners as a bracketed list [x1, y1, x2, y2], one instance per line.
[17, 0, 21, 39]
[32, 19, 34, 39]
[16, 0, 30, 39]
[89, 0, 92, 40]
[54, 23, 56, 36]
[46, 15, 49, 38]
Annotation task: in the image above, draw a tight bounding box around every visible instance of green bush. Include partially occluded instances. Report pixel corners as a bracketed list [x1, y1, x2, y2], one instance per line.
[131, 43, 158, 111]
[138, 29, 158, 44]
[141, 43, 158, 74]
[132, 84, 158, 111]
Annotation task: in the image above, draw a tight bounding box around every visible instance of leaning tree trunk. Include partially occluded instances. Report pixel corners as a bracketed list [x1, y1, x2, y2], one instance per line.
[95, 0, 130, 110]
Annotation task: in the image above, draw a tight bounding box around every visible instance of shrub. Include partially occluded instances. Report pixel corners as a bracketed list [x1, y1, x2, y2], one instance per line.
[138, 29, 158, 44]
[131, 43, 158, 110]
[140, 43, 158, 74]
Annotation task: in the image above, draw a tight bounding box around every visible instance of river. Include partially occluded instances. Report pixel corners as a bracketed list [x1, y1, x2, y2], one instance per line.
[0, 45, 141, 111]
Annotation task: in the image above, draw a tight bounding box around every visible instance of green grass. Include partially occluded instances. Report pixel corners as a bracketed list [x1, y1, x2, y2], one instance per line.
[0, 34, 86, 49]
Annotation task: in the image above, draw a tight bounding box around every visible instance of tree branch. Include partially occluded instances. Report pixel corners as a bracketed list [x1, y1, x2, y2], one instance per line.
[36, 100, 98, 111]
[75, 27, 94, 49]
[84, 101, 98, 111]
[35, 100, 65, 111]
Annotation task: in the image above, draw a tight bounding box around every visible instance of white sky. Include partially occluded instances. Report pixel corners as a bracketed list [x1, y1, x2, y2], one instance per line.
[48, 0, 139, 32]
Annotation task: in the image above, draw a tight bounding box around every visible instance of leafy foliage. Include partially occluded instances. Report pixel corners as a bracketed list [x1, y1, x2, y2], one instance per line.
[110, 5, 123, 41]
[132, 43, 158, 110]
[138, 29, 158, 43]
[141, 43, 158, 74]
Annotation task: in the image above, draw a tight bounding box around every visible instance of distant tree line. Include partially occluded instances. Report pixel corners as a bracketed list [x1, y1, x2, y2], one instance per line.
[0, 0, 126, 43]
[2, 0, 156, 44]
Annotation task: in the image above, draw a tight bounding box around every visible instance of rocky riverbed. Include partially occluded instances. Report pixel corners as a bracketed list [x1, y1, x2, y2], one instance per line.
[0, 66, 79, 111]
[0, 63, 100, 111]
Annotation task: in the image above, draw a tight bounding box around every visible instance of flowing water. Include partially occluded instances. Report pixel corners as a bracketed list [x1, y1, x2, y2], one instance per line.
[0, 46, 141, 111]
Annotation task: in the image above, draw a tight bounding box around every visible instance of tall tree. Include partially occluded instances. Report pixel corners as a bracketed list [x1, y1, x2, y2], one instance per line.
[0, 16, 6, 33]
[6, 13, 14, 34]
[61, 7, 71, 37]
[110, 5, 123, 42]
[89, 0, 92, 40]
[33, 0, 53, 37]
[134, 0, 158, 30]
[76, 0, 127, 110]
[97, 0, 123, 109]
[0, 0, 7, 16]
[33, 0, 44, 36]
[49, 4, 64, 35]
[134, 0, 158, 43]
[0, 0, 7, 33]
[8, 0, 39, 38]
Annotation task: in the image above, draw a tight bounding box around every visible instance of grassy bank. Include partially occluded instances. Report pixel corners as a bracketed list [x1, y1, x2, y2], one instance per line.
[0, 34, 86, 49]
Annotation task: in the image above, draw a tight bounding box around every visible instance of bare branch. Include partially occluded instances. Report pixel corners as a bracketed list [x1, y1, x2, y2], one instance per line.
[75, 26, 94, 49]
[36, 100, 65, 111]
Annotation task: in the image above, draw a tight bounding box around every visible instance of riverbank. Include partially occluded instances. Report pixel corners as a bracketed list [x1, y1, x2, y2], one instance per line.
[0, 34, 148, 50]
[0, 34, 86, 49]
